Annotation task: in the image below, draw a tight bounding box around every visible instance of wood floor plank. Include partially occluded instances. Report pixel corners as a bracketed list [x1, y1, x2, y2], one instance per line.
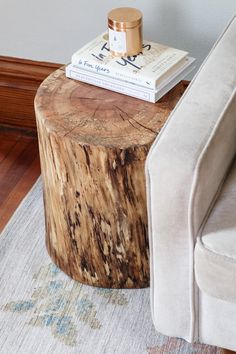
[0, 125, 41, 231]
[0, 155, 40, 231]
[0, 139, 17, 163]
[0, 140, 29, 178]
[0, 139, 38, 205]
[0, 129, 20, 142]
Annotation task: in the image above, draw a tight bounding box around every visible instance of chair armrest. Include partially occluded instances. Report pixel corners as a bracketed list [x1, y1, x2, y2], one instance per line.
[145, 14, 236, 342]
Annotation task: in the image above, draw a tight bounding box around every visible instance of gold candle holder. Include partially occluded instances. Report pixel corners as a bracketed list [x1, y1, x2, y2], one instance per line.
[108, 7, 143, 57]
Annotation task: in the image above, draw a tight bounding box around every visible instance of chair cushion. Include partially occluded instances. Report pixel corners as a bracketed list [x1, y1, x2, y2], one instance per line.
[195, 157, 236, 303]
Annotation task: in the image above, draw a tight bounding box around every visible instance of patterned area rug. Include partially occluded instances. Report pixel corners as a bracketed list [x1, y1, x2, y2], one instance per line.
[0, 179, 220, 354]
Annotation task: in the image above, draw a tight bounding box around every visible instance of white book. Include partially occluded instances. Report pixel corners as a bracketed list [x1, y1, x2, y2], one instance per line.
[66, 57, 196, 103]
[71, 32, 188, 90]
[68, 56, 195, 91]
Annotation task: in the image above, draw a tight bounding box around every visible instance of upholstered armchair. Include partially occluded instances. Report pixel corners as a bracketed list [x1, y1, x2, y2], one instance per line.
[145, 14, 236, 352]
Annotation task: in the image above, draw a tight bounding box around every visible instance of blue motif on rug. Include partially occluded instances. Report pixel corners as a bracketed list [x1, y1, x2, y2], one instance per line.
[2, 263, 128, 347]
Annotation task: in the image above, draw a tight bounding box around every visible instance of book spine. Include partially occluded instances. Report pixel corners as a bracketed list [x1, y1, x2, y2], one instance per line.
[71, 56, 156, 90]
[67, 64, 156, 91]
[65, 67, 156, 103]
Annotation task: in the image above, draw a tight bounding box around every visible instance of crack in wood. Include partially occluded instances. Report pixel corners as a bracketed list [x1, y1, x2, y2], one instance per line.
[91, 104, 100, 119]
[62, 111, 94, 137]
[72, 96, 104, 101]
[83, 145, 91, 168]
[114, 105, 157, 135]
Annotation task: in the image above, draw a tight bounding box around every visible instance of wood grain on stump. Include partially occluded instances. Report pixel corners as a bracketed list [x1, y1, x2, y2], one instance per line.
[35, 67, 187, 288]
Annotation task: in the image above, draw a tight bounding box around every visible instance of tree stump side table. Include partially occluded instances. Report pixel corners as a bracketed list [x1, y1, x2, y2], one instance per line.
[35, 67, 187, 288]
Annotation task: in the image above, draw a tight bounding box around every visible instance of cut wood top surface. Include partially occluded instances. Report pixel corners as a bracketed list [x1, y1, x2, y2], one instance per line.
[35, 68, 188, 148]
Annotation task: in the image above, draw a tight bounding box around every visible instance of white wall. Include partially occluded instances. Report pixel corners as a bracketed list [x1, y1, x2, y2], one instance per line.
[0, 0, 236, 72]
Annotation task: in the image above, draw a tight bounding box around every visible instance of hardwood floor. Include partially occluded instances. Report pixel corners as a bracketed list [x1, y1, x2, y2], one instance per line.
[0, 125, 41, 231]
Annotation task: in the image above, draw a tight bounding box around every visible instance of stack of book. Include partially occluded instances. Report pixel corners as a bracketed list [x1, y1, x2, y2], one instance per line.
[66, 33, 196, 103]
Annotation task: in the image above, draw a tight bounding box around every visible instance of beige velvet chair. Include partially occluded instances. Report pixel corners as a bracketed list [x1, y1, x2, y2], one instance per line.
[145, 14, 236, 352]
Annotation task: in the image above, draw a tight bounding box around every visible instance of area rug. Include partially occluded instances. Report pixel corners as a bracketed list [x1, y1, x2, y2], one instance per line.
[0, 179, 220, 354]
